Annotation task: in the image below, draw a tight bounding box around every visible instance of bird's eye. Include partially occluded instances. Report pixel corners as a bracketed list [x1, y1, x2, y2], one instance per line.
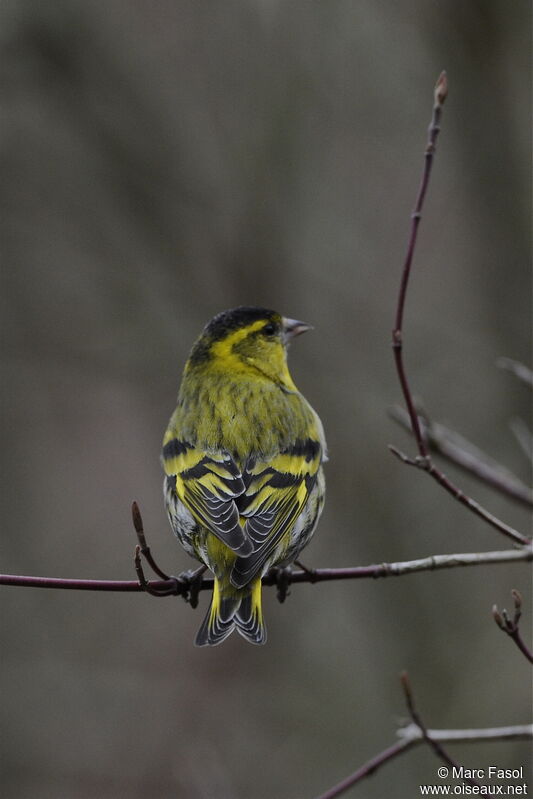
[263, 323, 276, 336]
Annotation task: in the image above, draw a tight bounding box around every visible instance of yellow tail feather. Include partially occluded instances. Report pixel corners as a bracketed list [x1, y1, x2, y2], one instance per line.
[195, 577, 266, 646]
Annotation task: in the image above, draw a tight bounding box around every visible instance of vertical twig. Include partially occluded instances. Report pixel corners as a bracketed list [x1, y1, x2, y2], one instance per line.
[392, 72, 448, 458]
[132, 501, 171, 580]
[390, 74, 530, 548]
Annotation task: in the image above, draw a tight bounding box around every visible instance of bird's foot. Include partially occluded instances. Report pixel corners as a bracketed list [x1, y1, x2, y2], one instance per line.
[176, 565, 207, 608]
[273, 566, 293, 604]
[131, 501, 207, 601]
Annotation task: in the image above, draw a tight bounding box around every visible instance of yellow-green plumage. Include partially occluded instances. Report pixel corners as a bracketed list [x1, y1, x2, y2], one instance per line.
[162, 307, 327, 646]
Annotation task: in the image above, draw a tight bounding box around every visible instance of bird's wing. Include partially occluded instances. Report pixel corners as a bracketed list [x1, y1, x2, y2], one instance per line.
[162, 437, 252, 556]
[231, 438, 323, 587]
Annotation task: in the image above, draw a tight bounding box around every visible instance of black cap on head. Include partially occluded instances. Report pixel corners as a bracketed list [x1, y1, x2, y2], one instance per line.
[205, 306, 278, 341]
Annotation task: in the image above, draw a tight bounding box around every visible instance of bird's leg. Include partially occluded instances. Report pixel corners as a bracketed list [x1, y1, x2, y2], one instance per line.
[176, 565, 207, 608]
[273, 566, 293, 604]
[272, 559, 317, 602]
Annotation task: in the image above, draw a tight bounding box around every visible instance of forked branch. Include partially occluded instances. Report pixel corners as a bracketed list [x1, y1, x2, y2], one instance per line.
[389, 405, 533, 508]
[400, 672, 481, 788]
[493, 589, 533, 664]
[314, 671, 532, 798]
[390, 72, 530, 547]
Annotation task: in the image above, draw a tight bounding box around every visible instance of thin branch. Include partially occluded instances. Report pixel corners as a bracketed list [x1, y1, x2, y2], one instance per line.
[390, 405, 533, 508]
[392, 71, 448, 459]
[314, 738, 416, 799]
[397, 722, 533, 743]
[314, 720, 532, 798]
[390, 73, 530, 548]
[280, 546, 533, 583]
[1, 544, 531, 594]
[389, 446, 529, 545]
[0, 574, 142, 591]
[497, 357, 533, 388]
[132, 501, 170, 580]
[401, 672, 481, 788]
[493, 589, 533, 664]
[134, 545, 177, 597]
[132, 502, 207, 604]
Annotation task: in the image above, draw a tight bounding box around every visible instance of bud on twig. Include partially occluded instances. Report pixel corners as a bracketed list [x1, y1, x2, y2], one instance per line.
[492, 605, 504, 629]
[434, 71, 448, 106]
[132, 501, 144, 536]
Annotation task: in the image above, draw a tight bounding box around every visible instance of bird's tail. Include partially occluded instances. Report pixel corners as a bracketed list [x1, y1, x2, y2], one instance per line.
[234, 578, 267, 645]
[195, 577, 267, 646]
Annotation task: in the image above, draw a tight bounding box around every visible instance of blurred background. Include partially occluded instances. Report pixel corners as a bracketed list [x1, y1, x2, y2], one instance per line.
[1, 1, 531, 797]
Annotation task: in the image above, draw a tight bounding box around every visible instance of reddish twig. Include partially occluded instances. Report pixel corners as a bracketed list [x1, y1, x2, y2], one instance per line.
[392, 71, 448, 457]
[390, 73, 530, 548]
[132, 502, 199, 600]
[0, 574, 144, 592]
[132, 501, 170, 580]
[134, 545, 177, 597]
[2, 544, 530, 593]
[493, 589, 533, 664]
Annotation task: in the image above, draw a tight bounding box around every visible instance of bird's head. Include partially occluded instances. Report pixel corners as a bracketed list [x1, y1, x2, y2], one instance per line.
[186, 306, 311, 390]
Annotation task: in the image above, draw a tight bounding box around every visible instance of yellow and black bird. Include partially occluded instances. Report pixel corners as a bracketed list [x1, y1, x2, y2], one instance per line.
[162, 307, 327, 646]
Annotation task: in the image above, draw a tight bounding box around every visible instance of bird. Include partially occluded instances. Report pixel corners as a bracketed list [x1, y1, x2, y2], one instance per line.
[162, 306, 327, 646]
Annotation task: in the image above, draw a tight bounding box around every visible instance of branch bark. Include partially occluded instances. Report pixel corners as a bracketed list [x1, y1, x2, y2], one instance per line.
[1, 544, 531, 594]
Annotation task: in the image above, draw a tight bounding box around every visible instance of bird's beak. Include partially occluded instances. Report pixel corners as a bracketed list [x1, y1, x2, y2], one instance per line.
[282, 317, 313, 344]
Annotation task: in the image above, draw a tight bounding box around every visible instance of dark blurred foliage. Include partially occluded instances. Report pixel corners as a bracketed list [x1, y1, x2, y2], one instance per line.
[1, 2, 531, 797]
